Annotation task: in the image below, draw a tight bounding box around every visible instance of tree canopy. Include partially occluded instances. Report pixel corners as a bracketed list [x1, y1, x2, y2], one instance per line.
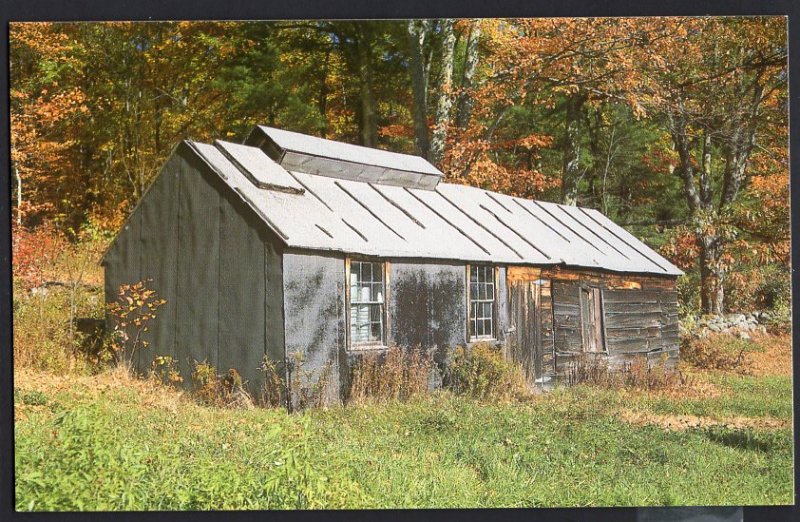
[10, 18, 788, 314]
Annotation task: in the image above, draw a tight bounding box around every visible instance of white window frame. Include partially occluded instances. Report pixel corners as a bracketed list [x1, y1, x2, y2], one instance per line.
[345, 258, 390, 350]
[467, 264, 498, 341]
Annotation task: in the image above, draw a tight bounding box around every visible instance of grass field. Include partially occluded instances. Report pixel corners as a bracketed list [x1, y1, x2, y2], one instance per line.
[14, 333, 793, 510]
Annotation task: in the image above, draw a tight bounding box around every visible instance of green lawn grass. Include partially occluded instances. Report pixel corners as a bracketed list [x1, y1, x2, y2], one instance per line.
[14, 369, 793, 510]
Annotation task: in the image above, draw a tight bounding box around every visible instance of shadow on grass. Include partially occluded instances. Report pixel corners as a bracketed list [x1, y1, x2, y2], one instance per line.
[703, 426, 780, 453]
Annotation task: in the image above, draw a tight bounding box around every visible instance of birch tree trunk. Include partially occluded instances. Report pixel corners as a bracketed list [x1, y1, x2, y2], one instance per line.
[560, 93, 586, 206]
[700, 234, 725, 314]
[429, 19, 456, 166]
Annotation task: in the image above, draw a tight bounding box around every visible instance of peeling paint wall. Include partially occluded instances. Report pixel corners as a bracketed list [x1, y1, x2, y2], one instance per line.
[282, 251, 345, 404]
[389, 260, 466, 358]
[103, 144, 284, 396]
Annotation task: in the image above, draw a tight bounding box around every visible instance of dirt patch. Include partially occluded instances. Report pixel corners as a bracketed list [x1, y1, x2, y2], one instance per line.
[617, 374, 723, 401]
[744, 332, 792, 377]
[621, 409, 789, 432]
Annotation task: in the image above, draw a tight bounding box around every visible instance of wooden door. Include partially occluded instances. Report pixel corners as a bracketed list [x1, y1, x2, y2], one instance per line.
[580, 287, 605, 352]
[510, 280, 543, 381]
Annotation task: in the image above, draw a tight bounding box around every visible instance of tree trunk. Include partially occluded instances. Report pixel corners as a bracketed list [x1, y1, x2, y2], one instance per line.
[699, 233, 724, 314]
[407, 19, 430, 158]
[561, 93, 585, 206]
[356, 27, 378, 147]
[456, 19, 481, 129]
[318, 49, 331, 138]
[429, 19, 456, 166]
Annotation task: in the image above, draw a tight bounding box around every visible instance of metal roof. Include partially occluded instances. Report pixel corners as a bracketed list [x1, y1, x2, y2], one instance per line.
[187, 138, 683, 276]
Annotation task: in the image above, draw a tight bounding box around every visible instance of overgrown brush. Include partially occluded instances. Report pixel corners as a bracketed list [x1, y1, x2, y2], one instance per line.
[566, 353, 690, 391]
[13, 223, 107, 373]
[286, 351, 335, 411]
[150, 355, 183, 387]
[348, 346, 433, 404]
[191, 361, 254, 409]
[681, 334, 756, 373]
[443, 342, 531, 402]
[259, 356, 285, 408]
[13, 282, 98, 374]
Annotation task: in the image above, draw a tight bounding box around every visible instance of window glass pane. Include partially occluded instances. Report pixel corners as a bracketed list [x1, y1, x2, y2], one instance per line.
[369, 322, 379, 341]
[350, 261, 386, 346]
[468, 265, 496, 339]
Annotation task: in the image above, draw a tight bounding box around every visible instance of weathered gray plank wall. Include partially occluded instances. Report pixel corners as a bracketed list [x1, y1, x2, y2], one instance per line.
[103, 145, 284, 394]
[548, 271, 679, 371]
[552, 281, 582, 353]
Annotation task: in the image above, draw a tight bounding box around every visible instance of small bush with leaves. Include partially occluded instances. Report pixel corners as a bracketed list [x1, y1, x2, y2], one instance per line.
[21, 390, 49, 406]
[443, 342, 531, 402]
[191, 360, 253, 408]
[151, 355, 183, 387]
[106, 280, 166, 366]
[348, 345, 433, 404]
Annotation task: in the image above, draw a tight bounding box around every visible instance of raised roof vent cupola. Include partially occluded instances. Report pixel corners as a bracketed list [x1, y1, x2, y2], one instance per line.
[245, 125, 444, 190]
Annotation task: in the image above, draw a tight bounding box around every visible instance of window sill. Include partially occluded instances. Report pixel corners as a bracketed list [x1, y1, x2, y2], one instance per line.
[348, 343, 389, 353]
[468, 337, 498, 343]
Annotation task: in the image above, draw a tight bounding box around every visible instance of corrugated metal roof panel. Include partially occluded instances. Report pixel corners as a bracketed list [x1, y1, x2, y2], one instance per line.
[188, 139, 683, 276]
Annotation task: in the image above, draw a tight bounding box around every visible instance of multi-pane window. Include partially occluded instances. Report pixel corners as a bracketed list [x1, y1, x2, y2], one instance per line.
[469, 265, 495, 339]
[349, 260, 386, 346]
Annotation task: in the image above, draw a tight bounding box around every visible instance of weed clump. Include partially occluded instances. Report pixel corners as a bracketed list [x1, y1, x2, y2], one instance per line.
[681, 334, 756, 372]
[348, 346, 433, 404]
[191, 361, 253, 409]
[566, 353, 689, 391]
[443, 342, 531, 402]
[286, 351, 335, 411]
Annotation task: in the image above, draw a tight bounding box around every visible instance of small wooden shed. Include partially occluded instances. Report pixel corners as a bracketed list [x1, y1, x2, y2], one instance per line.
[102, 126, 683, 401]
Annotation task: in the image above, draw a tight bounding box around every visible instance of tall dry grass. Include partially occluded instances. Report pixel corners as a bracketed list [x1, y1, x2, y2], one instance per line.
[348, 346, 434, 404]
[565, 352, 690, 391]
[443, 342, 532, 402]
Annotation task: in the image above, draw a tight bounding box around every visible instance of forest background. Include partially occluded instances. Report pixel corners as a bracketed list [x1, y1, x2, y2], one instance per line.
[10, 18, 790, 316]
